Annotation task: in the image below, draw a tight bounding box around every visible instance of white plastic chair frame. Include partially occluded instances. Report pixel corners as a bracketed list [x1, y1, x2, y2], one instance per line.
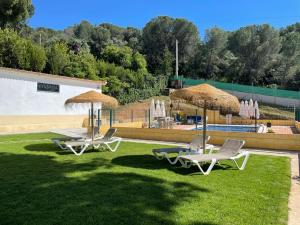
[92, 137, 122, 152]
[153, 136, 214, 165]
[178, 144, 250, 175]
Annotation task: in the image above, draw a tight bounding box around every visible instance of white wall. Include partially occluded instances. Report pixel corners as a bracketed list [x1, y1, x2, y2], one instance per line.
[0, 76, 102, 115]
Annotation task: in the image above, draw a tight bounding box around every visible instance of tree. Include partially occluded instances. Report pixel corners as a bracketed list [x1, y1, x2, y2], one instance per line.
[89, 26, 111, 58]
[101, 45, 133, 68]
[278, 30, 300, 86]
[46, 42, 70, 75]
[228, 24, 281, 84]
[160, 47, 173, 76]
[196, 28, 236, 80]
[0, 0, 34, 28]
[64, 50, 97, 80]
[73, 20, 93, 41]
[123, 27, 142, 52]
[0, 29, 46, 71]
[20, 40, 46, 71]
[132, 52, 147, 72]
[142, 16, 200, 75]
[0, 28, 24, 68]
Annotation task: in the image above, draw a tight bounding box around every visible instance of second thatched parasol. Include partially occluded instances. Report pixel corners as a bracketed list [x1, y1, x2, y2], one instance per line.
[170, 83, 240, 152]
[65, 90, 118, 140]
[170, 83, 240, 114]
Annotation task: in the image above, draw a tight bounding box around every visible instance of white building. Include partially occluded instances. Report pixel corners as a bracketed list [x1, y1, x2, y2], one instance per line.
[0, 67, 106, 132]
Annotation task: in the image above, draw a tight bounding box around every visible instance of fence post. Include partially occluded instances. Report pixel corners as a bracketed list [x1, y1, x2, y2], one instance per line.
[195, 108, 198, 130]
[298, 153, 300, 178]
[131, 110, 134, 122]
[97, 109, 100, 129]
[109, 109, 113, 128]
[88, 109, 91, 127]
[148, 109, 151, 128]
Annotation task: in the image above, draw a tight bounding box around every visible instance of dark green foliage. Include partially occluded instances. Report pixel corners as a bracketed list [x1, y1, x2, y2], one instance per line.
[0, 0, 34, 28]
[0, 29, 46, 71]
[64, 50, 98, 80]
[97, 60, 165, 104]
[142, 16, 200, 75]
[45, 42, 70, 75]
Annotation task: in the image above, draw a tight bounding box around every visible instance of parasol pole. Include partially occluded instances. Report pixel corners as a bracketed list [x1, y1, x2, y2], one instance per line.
[91, 102, 94, 141]
[203, 100, 207, 153]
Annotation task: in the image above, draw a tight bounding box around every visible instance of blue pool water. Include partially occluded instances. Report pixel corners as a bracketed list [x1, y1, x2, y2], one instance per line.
[193, 125, 256, 132]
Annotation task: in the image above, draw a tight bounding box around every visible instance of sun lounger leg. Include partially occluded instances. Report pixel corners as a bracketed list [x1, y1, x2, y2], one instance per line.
[231, 152, 250, 170]
[178, 157, 193, 168]
[193, 159, 217, 175]
[164, 151, 184, 165]
[53, 140, 67, 150]
[153, 151, 164, 160]
[104, 138, 122, 152]
[66, 143, 89, 156]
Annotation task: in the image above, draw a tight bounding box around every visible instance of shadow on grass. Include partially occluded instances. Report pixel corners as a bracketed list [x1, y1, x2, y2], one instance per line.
[111, 154, 233, 175]
[0, 153, 218, 225]
[24, 143, 101, 155]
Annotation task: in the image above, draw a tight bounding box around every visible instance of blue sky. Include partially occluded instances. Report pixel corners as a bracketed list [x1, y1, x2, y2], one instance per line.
[29, 0, 300, 38]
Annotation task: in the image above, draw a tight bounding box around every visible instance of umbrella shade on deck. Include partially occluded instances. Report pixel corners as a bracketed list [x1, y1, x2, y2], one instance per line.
[65, 91, 118, 108]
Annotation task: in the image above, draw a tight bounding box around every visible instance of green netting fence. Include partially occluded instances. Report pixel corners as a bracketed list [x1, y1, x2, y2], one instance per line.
[172, 76, 300, 100]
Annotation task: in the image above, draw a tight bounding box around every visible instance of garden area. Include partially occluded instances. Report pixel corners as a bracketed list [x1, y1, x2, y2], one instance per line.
[0, 133, 291, 225]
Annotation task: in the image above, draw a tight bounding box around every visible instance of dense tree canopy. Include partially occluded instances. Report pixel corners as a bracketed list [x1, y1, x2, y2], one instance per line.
[0, 0, 34, 28]
[142, 16, 200, 75]
[0, 3, 300, 103]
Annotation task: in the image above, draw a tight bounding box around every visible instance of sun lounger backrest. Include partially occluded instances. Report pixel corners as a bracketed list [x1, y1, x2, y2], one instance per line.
[220, 139, 245, 156]
[103, 128, 117, 141]
[190, 135, 210, 150]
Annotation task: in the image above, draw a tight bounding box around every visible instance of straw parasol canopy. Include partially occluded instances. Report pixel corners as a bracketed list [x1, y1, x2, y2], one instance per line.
[170, 83, 240, 114]
[65, 91, 118, 108]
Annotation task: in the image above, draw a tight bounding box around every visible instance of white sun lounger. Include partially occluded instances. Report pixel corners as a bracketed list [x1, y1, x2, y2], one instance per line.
[178, 139, 249, 175]
[64, 128, 122, 156]
[152, 135, 214, 165]
[52, 131, 102, 150]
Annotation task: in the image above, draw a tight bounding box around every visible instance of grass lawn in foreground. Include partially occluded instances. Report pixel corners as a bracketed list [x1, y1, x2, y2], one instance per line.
[0, 133, 290, 225]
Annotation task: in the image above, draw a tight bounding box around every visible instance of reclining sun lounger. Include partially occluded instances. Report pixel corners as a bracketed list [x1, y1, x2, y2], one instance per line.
[52, 136, 84, 150]
[52, 131, 102, 150]
[152, 135, 214, 165]
[178, 139, 249, 175]
[64, 128, 122, 156]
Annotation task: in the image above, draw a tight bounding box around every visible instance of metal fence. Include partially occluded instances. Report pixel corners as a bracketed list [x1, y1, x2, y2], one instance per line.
[172, 76, 300, 100]
[97, 104, 298, 135]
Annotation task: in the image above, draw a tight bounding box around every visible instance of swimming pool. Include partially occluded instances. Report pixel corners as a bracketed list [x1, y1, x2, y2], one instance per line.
[193, 125, 257, 132]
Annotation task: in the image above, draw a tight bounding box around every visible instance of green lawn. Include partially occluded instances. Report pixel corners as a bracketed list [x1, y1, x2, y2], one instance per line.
[0, 133, 290, 225]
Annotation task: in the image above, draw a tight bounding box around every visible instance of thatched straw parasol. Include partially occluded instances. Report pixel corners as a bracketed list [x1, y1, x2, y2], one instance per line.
[170, 83, 240, 152]
[170, 83, 240, 114]
[65, 91, 118, 140]
[65, 90, 118, 108]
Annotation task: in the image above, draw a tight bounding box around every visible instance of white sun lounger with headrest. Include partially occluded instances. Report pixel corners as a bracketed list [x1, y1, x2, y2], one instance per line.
[178, 139, 249, 175]
[152, 135, 214, 165]
[52, 130, 102, 150]
[64, 128, 122, 156]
